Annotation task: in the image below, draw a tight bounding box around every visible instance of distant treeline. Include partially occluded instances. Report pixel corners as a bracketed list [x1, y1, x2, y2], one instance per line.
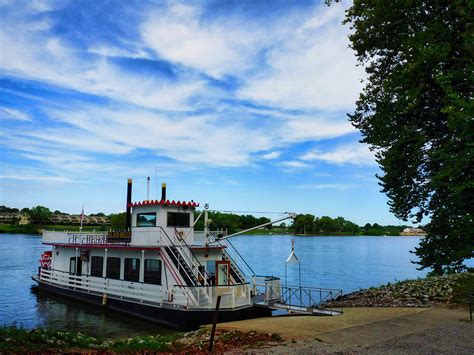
[1, 205, 414, 236]
[292, 214, 411, 236]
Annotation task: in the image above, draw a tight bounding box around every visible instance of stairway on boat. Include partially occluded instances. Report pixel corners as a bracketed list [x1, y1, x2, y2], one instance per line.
[163, 245, 198, 286]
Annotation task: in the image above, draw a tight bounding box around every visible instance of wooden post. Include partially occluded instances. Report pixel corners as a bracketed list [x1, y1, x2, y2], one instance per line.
[208, 295, 221, 352]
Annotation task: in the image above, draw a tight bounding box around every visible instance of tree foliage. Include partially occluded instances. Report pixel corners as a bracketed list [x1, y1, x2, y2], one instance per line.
[293, 214, 361, 235]
[109, 213, 126, 230]
[344, 1, 473, 273]
[28, 206, 53, 225]
[193, 211, 271, 234]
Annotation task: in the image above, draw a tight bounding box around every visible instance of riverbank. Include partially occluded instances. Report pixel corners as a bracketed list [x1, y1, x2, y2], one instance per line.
[327, 272, 474, 308]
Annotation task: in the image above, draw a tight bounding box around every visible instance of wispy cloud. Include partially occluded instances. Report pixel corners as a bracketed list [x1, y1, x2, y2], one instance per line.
[260, 151, 282, 160]
[301, 144, 376, 166]
[295, 183, 355, 190]
[0, 107, 31, 121]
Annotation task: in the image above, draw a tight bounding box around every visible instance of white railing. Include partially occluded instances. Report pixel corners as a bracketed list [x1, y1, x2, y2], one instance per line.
[39, 268, 251, 310]
[178, 284, 252, 309]
[39, 268, 174, 307]
[193, 230, 228, 245]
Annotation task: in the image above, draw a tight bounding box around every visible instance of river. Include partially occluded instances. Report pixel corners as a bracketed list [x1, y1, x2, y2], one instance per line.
[0, 233, 435, 336]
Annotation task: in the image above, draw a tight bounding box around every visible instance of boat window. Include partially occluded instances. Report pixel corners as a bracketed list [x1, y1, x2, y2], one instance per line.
[69, 257, 82, 276]
[167, 212, 190, 227]
[91, 256, 103, 277]
[136, 212, 157, 227]
[124, 258, 140, 282]
[106, 257, 121, 279]
[144, 259, 162, 285]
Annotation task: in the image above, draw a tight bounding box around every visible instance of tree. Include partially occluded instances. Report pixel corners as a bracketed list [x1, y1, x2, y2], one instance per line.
[109, 213, 126, 230]
[344, 1, 473, 273]
[29, 206, 52, 225]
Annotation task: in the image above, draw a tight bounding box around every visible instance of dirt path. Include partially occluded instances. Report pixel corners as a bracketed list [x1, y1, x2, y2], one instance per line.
[216, 307, 473, 353]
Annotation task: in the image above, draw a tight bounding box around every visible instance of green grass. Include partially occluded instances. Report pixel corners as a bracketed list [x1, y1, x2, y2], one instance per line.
[452, 272, 474, 303]
[0, 326, 181, 352]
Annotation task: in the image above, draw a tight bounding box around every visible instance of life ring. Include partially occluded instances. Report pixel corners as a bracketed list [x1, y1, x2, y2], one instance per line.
[39, 251, 52, 269]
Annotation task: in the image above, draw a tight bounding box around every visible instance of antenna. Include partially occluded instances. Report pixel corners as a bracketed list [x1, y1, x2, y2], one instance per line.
[146, 176, 150, 201]
[155, 167, 158, 199]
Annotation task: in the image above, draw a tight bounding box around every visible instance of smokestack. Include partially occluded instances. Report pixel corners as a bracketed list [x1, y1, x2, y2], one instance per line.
[161, 182, 166, 201]
[146, 176, 150, 201]
[126, 178, 132, 230]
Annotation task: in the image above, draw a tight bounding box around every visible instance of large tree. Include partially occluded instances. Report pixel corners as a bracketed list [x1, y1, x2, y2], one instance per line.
[344, 1, 473, 274]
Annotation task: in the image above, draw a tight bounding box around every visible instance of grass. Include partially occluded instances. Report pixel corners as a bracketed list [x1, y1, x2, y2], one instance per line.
[0, 224, 108, 235]
[452, 272, 474, 303]
[0, 326, 181, 352]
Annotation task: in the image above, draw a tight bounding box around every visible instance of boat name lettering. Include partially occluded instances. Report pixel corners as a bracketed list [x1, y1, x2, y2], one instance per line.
[67, 234, 107, 244]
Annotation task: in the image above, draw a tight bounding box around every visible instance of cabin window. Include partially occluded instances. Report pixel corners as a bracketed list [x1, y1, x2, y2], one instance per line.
[136, 212, 157, 227]
[144, 259, 162, 285]
[91, 256, 103, 277]
[106, 257, 121, 279]
[124, 258, 140, 282]
[69, 257, 82, 276]
[167, 212, 190, 227]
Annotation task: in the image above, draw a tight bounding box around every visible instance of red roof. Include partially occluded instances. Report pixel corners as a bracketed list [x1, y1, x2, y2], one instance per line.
[128, 200, 199, 207]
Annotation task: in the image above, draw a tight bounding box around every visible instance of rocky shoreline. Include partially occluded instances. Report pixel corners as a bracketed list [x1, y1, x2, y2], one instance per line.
[328, 273, 473, 308]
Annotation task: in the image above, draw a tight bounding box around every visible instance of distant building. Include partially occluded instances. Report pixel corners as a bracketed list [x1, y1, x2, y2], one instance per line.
[0, 212, 29, 225]
[400, 228, 427, 236]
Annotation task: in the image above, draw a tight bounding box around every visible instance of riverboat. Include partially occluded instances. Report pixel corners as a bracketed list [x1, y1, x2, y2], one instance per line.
[33, 179, 343, 330]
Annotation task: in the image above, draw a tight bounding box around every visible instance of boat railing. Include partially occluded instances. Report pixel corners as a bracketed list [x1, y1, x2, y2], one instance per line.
[193, 230, 228, 245]
[37, 268, 190, 307]
[253, 277, 343, 313]
[176, 283, 252, 309]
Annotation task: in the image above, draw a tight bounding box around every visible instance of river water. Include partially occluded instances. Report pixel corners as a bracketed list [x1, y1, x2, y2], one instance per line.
[0, 233, 435, 336]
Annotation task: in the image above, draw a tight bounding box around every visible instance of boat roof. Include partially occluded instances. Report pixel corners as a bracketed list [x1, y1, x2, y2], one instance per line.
[128, 199, 199, 208]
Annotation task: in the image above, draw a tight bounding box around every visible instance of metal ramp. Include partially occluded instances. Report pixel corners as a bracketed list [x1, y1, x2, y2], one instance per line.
[252, 276, 343, 316]
[254, 301, 342, 316]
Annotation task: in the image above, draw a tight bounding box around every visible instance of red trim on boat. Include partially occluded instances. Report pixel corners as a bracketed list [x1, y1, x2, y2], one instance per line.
[44, 243, 224, 250]
[127, 199, 199, 208]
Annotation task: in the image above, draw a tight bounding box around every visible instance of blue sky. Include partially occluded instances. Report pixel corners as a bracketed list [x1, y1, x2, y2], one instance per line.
[0, 0, 402, 225]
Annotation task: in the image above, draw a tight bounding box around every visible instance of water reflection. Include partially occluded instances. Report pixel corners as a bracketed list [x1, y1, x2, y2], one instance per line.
[32, 288, 173, 338]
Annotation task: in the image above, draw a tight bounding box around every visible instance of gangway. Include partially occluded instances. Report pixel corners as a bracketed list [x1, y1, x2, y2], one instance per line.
[252, 276, 343, 316]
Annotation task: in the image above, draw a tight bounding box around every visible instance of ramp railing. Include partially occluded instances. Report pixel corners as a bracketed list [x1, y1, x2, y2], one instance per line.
[253, 277, 343, 314]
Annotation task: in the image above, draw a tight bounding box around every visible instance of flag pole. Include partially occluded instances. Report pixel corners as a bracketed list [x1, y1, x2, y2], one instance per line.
[80, 204, 84, 232]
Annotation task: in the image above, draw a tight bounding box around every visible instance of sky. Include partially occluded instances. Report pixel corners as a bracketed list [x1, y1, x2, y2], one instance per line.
[0, 0, 403, 225]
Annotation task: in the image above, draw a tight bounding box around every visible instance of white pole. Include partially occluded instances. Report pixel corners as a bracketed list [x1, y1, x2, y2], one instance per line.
[80, 204, 84, 232]
[204, 209, 209, 246]
[146, 176, 150, 201]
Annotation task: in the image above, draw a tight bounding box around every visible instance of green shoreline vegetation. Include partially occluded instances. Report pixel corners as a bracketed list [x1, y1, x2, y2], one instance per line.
[0, 205, 415, 237]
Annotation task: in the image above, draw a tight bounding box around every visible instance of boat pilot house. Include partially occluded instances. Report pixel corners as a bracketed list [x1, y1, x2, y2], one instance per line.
[35, 179, 342, 330]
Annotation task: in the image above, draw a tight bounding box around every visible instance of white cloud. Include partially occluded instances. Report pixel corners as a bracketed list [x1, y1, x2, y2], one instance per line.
[0, 20, 204, 110]
[301, 144, 376, 166]
[0, 107, 31, 121]
[141, 3, 264, 78]
[295, 183, 355, 190]
[260, 151, 281, 160]
[280, 116, 355, 143]
[238, 5, 364, 110]
[279, 160, 311, 169]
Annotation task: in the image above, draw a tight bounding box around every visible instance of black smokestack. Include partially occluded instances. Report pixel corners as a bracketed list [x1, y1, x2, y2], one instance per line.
[126, 178, 132, 229]
[161, 182, 166, 201]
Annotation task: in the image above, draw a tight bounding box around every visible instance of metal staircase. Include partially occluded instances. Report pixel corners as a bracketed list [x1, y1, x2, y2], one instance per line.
[163, 245, 198, 286]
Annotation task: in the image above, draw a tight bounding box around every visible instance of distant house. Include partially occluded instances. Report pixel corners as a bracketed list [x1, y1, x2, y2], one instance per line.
[48, 213, 109, 226]
[400, 228, 427, 236]
[0, 212, 29, 225]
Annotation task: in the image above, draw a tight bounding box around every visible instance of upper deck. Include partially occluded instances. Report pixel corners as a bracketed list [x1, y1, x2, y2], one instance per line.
[43, 193, 226, 248]
[42, 228, 227, 248]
